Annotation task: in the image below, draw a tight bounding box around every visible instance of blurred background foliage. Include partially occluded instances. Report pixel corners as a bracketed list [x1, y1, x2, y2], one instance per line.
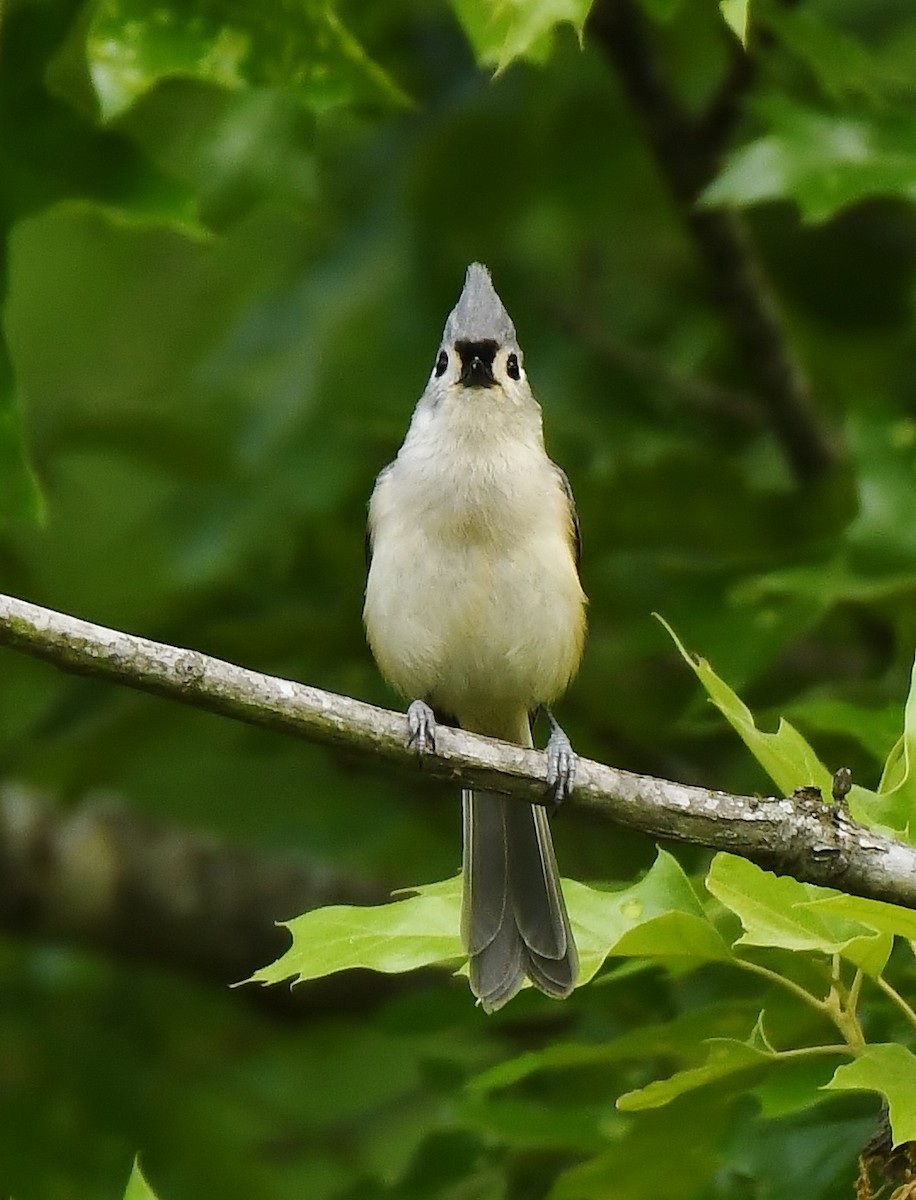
[2, 0, 916, 1196]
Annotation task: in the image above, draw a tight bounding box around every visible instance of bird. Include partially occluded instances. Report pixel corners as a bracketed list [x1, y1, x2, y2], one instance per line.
[364, 263, 586, 1011]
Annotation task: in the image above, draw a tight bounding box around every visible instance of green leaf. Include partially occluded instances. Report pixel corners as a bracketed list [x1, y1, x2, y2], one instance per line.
[247, 877, 465, 985]
[700, 634, 916, 838]
[449, 0, 593, 71]
[618, 1024, 852, 1116]
[567, 849, 733, 983]
[251, 850, 729, 995]
[863, 654, 916, 835]
[85, 0, 407, 121]
[455, 1094, 610, 1152]
[800, 892, 916, 943]
[706, 854, 892, 976]
[638, 0, 687, 22]
[824, 1045, 916, 1145]
[659, 616, 833, 796]
[751, 1056, 846, 1119]
[6, 201, 299, 430]
[701, 97, 916, 223]
[550, 1095, 731, 1199]
[762, 2, 892, 102]
[124, 1158, 160, 1200]
[617, 1038, 770, 1111]
[736, 554, 916, 610]
[468, 1001, 761, 1094]
[719, 0, 749, 47]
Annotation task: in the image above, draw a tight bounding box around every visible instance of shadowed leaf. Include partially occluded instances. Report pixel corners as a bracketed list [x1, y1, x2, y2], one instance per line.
[86, 0, 408, 120]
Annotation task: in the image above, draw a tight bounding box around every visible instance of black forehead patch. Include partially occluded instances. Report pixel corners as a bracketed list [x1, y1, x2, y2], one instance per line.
[455, 340, 499, 370]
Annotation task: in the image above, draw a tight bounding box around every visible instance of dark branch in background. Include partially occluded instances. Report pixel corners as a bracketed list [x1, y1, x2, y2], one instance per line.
[2, 591, 916, 916]
[586, 0, 838, 484]
[554, 304, 762, 428]
[0, 783, 419, 1015]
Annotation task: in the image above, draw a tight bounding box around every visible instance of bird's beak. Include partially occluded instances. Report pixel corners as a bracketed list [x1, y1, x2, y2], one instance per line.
[459, 355, 496, 389]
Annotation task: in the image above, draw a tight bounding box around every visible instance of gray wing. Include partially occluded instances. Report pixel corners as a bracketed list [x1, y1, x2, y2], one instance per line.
[552, 464, 581, 572]
[365, 463, 393, 572]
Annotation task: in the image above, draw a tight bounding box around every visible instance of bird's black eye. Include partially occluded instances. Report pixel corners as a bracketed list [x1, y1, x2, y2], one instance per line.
[435, 350, 448, 378]
[506, 352, 520, 380]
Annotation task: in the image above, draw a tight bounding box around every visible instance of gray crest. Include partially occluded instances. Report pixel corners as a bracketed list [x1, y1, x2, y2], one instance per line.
[442, 263, 518, 346]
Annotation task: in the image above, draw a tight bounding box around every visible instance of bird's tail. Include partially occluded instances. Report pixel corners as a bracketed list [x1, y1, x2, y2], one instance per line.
[460, 717, 578, 1012]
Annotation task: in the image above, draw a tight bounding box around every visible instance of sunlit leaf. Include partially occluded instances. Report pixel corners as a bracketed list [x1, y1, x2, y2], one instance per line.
[825, 1045, 916, 1145]
[449, 0, 593, 70]
[706, 854, 892, 976]
[659, 616, 833, 796]
[571, 850, 733, 984]
[694, 598, 916, 836]
[124, 1158, 160, 1200]
[864, 655, 916, 836]
[250, 850, 730, 993]
[702, 97, 916, 223]
[86, 0, 408, 121]
[801, 892, 916, 942]
[719, 0, 749, 47]
[247, 877, 464, 985]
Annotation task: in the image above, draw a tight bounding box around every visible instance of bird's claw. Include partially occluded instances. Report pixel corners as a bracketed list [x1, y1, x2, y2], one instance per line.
[407, 699, 437, 757]
[545, 710, 576, 803]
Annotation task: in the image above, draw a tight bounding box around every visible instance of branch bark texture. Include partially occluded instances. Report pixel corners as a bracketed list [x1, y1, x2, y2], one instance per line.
[2, 590, 915, 912]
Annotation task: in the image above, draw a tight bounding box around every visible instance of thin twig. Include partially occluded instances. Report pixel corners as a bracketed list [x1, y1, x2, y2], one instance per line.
[732, 956, 829, 1017]
[876, 975, 916, 1033]
[826, 953, 865, 1049]
[773, 1044, 854, 1060]
[848, 968, 864, 1017]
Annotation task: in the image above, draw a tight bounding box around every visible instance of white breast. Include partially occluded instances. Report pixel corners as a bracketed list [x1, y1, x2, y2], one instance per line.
[364, 393, 586, 733]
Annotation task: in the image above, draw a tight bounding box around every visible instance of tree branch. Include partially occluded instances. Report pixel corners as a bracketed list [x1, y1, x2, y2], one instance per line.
[1, 590, 915, 910]
[586, 0, 838, 484]
[0, 782, 415, 1014]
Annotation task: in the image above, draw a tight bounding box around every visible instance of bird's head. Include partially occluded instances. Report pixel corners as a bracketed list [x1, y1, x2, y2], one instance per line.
[429, 264, 528, 401]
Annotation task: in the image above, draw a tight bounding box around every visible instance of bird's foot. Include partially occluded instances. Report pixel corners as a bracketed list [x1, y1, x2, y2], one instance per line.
[406, 699, 437, 757]
[544, 708, 576, 803]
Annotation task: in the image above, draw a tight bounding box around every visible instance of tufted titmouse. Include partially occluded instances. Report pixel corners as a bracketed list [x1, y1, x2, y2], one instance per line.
[364, 264, 586, 1011]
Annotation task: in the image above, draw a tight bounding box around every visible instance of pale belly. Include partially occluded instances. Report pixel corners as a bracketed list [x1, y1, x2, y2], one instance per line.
[365, 525, 585, 728]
